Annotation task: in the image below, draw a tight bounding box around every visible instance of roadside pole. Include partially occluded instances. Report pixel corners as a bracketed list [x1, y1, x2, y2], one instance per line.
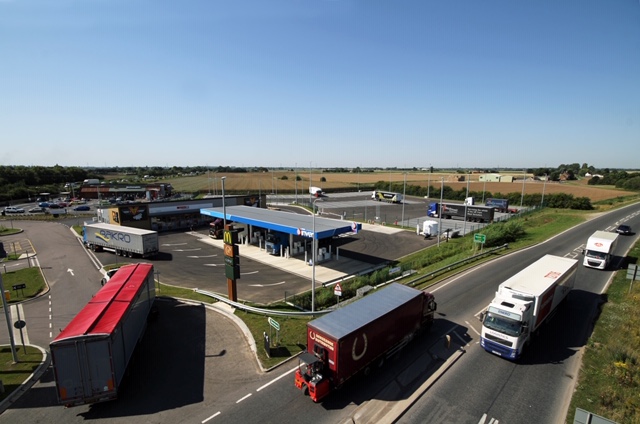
[0, 273, 18, 363]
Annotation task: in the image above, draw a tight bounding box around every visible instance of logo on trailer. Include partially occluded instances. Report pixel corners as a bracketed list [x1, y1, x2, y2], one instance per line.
[352, 333, 368, 361]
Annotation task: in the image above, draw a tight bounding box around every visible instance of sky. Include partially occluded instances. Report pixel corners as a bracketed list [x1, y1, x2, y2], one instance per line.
[1, 0, 639, 169]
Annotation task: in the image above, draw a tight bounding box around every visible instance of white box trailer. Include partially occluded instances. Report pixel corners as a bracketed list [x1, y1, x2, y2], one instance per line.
[83, 222, 159, 258]
[583, 230, 618, 270]
[480, 255, 578, 360]
[50, 263, 156, 406]
[417, 220, 439, 238]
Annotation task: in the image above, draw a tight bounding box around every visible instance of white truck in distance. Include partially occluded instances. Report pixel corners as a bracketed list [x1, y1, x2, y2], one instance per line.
[583, 230, 618, 270]
[480, 254, 578, 360]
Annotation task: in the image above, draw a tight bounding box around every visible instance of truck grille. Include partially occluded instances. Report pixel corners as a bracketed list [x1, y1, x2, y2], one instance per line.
[484, 333, 513, 347]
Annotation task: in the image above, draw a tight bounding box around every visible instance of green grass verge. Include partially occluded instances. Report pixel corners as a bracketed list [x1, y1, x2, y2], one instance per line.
[0, 267, 47, 303]
[0, 345, 43, 403]
[567, 240, 640, 423]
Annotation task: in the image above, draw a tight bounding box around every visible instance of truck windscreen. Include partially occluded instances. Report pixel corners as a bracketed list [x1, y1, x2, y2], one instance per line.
[484, 313, 522, 337]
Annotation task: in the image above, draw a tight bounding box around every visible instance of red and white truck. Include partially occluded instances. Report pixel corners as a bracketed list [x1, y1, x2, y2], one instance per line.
[294, 283, 437, 402]
[480, 255, 578, 360]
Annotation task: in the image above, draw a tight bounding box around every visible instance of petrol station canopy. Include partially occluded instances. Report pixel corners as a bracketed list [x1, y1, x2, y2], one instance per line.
[200, 205, 361, 240]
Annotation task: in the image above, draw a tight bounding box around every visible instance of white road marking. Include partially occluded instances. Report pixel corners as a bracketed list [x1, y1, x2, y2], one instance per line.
[242, 271, 259, 275]
[67, 268, 74, 276]
[162, 243, 188, 246]
[203, 264, 219, 267]
[187, 255, 217, 258]
[465, 320, 481, 336]
[236, 393, 252, 403]
[257, 366, 299, 392]
[201, 411, 221, 423]
[248, 281, 286, 287]
[173, 248, 201, 252]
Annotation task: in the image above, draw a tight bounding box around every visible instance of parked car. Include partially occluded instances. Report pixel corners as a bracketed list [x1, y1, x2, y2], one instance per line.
[48, 203, 61, 209]
[3, 206, 25, 214]
[38, 202, 50, 207]
[101, 268, 121, 286]
[73, 205, 91, 211]
[616, 224, 632, 235]
[28, 206, 46, 213]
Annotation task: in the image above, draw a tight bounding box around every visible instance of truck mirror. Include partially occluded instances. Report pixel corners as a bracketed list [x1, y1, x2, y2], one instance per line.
[478, 311, 486, 322]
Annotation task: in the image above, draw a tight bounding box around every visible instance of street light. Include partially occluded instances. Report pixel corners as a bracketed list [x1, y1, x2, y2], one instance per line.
[401, 172, 406, 228]
[541, 174, 548, 207]
[221, 176, 227, 227]
[520, 169, 526, 207]
[311, 199, 319, 312]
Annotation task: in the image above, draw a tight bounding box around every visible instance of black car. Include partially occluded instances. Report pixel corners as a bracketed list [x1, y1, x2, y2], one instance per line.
[616, 224, 632, 235]
[73, 205, 91, 211]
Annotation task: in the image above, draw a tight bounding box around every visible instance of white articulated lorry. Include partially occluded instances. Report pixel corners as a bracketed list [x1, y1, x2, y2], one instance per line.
[583, 230, 618, 270]
[480, 254, 578, 360]
[83, 222, 159, 258]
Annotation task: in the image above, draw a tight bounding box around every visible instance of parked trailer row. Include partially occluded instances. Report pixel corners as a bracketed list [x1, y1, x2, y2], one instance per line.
[50, 263, 157, 406]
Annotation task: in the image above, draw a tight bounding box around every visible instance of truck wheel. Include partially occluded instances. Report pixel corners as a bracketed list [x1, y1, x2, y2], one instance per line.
[127, 251, 133, 258]
[302, 386, 309, 396]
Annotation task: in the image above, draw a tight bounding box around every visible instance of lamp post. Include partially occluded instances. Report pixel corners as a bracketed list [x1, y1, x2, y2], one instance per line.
[401, 172, 406, 228]
[438, 177, 444, 247]
[541, 174, 548, 207]
[221, 176, 227, 227]
[520, 169, 526, 207]
[311, 199, 318, 312]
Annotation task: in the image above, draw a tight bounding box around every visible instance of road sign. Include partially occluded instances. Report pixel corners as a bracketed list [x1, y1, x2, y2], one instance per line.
[627, 264, 638, 280]
[12, 283, 26, 290]
[474, 233, 486, 244]
[334, 283, 342, 297]
[268, 317, 280, 331]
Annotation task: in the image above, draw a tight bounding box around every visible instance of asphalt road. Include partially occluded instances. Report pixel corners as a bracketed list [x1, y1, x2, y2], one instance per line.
[1, 202, 638, 424]
[396, 203, 640, 423]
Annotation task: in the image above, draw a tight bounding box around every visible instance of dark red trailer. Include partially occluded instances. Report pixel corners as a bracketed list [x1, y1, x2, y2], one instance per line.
[294, 283, 436, 402]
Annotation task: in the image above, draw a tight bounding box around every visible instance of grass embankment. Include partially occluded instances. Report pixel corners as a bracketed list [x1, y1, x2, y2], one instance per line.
[568, 240, 640, 423]
[0, 346, 43, 403]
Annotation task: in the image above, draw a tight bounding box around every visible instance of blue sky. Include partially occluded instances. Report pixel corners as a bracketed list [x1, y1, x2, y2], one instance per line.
[1, 0, 638, 169]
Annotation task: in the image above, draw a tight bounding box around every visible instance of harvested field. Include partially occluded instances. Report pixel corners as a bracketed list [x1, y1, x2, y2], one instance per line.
[164, 171, 636, 203]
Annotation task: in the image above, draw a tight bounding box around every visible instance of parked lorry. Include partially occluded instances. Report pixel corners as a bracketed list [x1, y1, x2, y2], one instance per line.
[83, 222, 159, 258]
[485, 198, 509, 213]
[294, 283, 437, 402]
[265, 230, 289, 256]
[309, 186, 323, 197]
[50, 263, 157, 406]
[480, 254, 578, 360]
[427, 202, 494, 223]
[583, 230, 618, 270]
[372, 190, 403, 203]
[418, 220, 439, 238]
[209, 218, 224, 239]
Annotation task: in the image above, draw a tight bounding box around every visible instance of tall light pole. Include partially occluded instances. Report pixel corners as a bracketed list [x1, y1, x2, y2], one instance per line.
[541, 174, 548, 207]
[311, 199, 318, 312]
[520, 169, 526, 207]
[427, 173, 430, 198]
[401, 172, 406, 228]
[0, 273, 18, 363]
[438, 177, 444, 247]
[221, 176, 227, 227]
[295, 163, 298, 204]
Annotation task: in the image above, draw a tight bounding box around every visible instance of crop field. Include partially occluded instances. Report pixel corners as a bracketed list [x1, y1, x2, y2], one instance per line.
[161, 171, 636, 203]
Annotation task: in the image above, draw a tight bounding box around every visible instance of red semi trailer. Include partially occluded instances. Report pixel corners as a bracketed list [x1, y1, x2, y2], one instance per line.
[294, 283, 437, 402]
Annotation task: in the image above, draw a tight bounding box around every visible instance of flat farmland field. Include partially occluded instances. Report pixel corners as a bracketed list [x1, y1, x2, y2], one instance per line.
[164, 171, 636, 203]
